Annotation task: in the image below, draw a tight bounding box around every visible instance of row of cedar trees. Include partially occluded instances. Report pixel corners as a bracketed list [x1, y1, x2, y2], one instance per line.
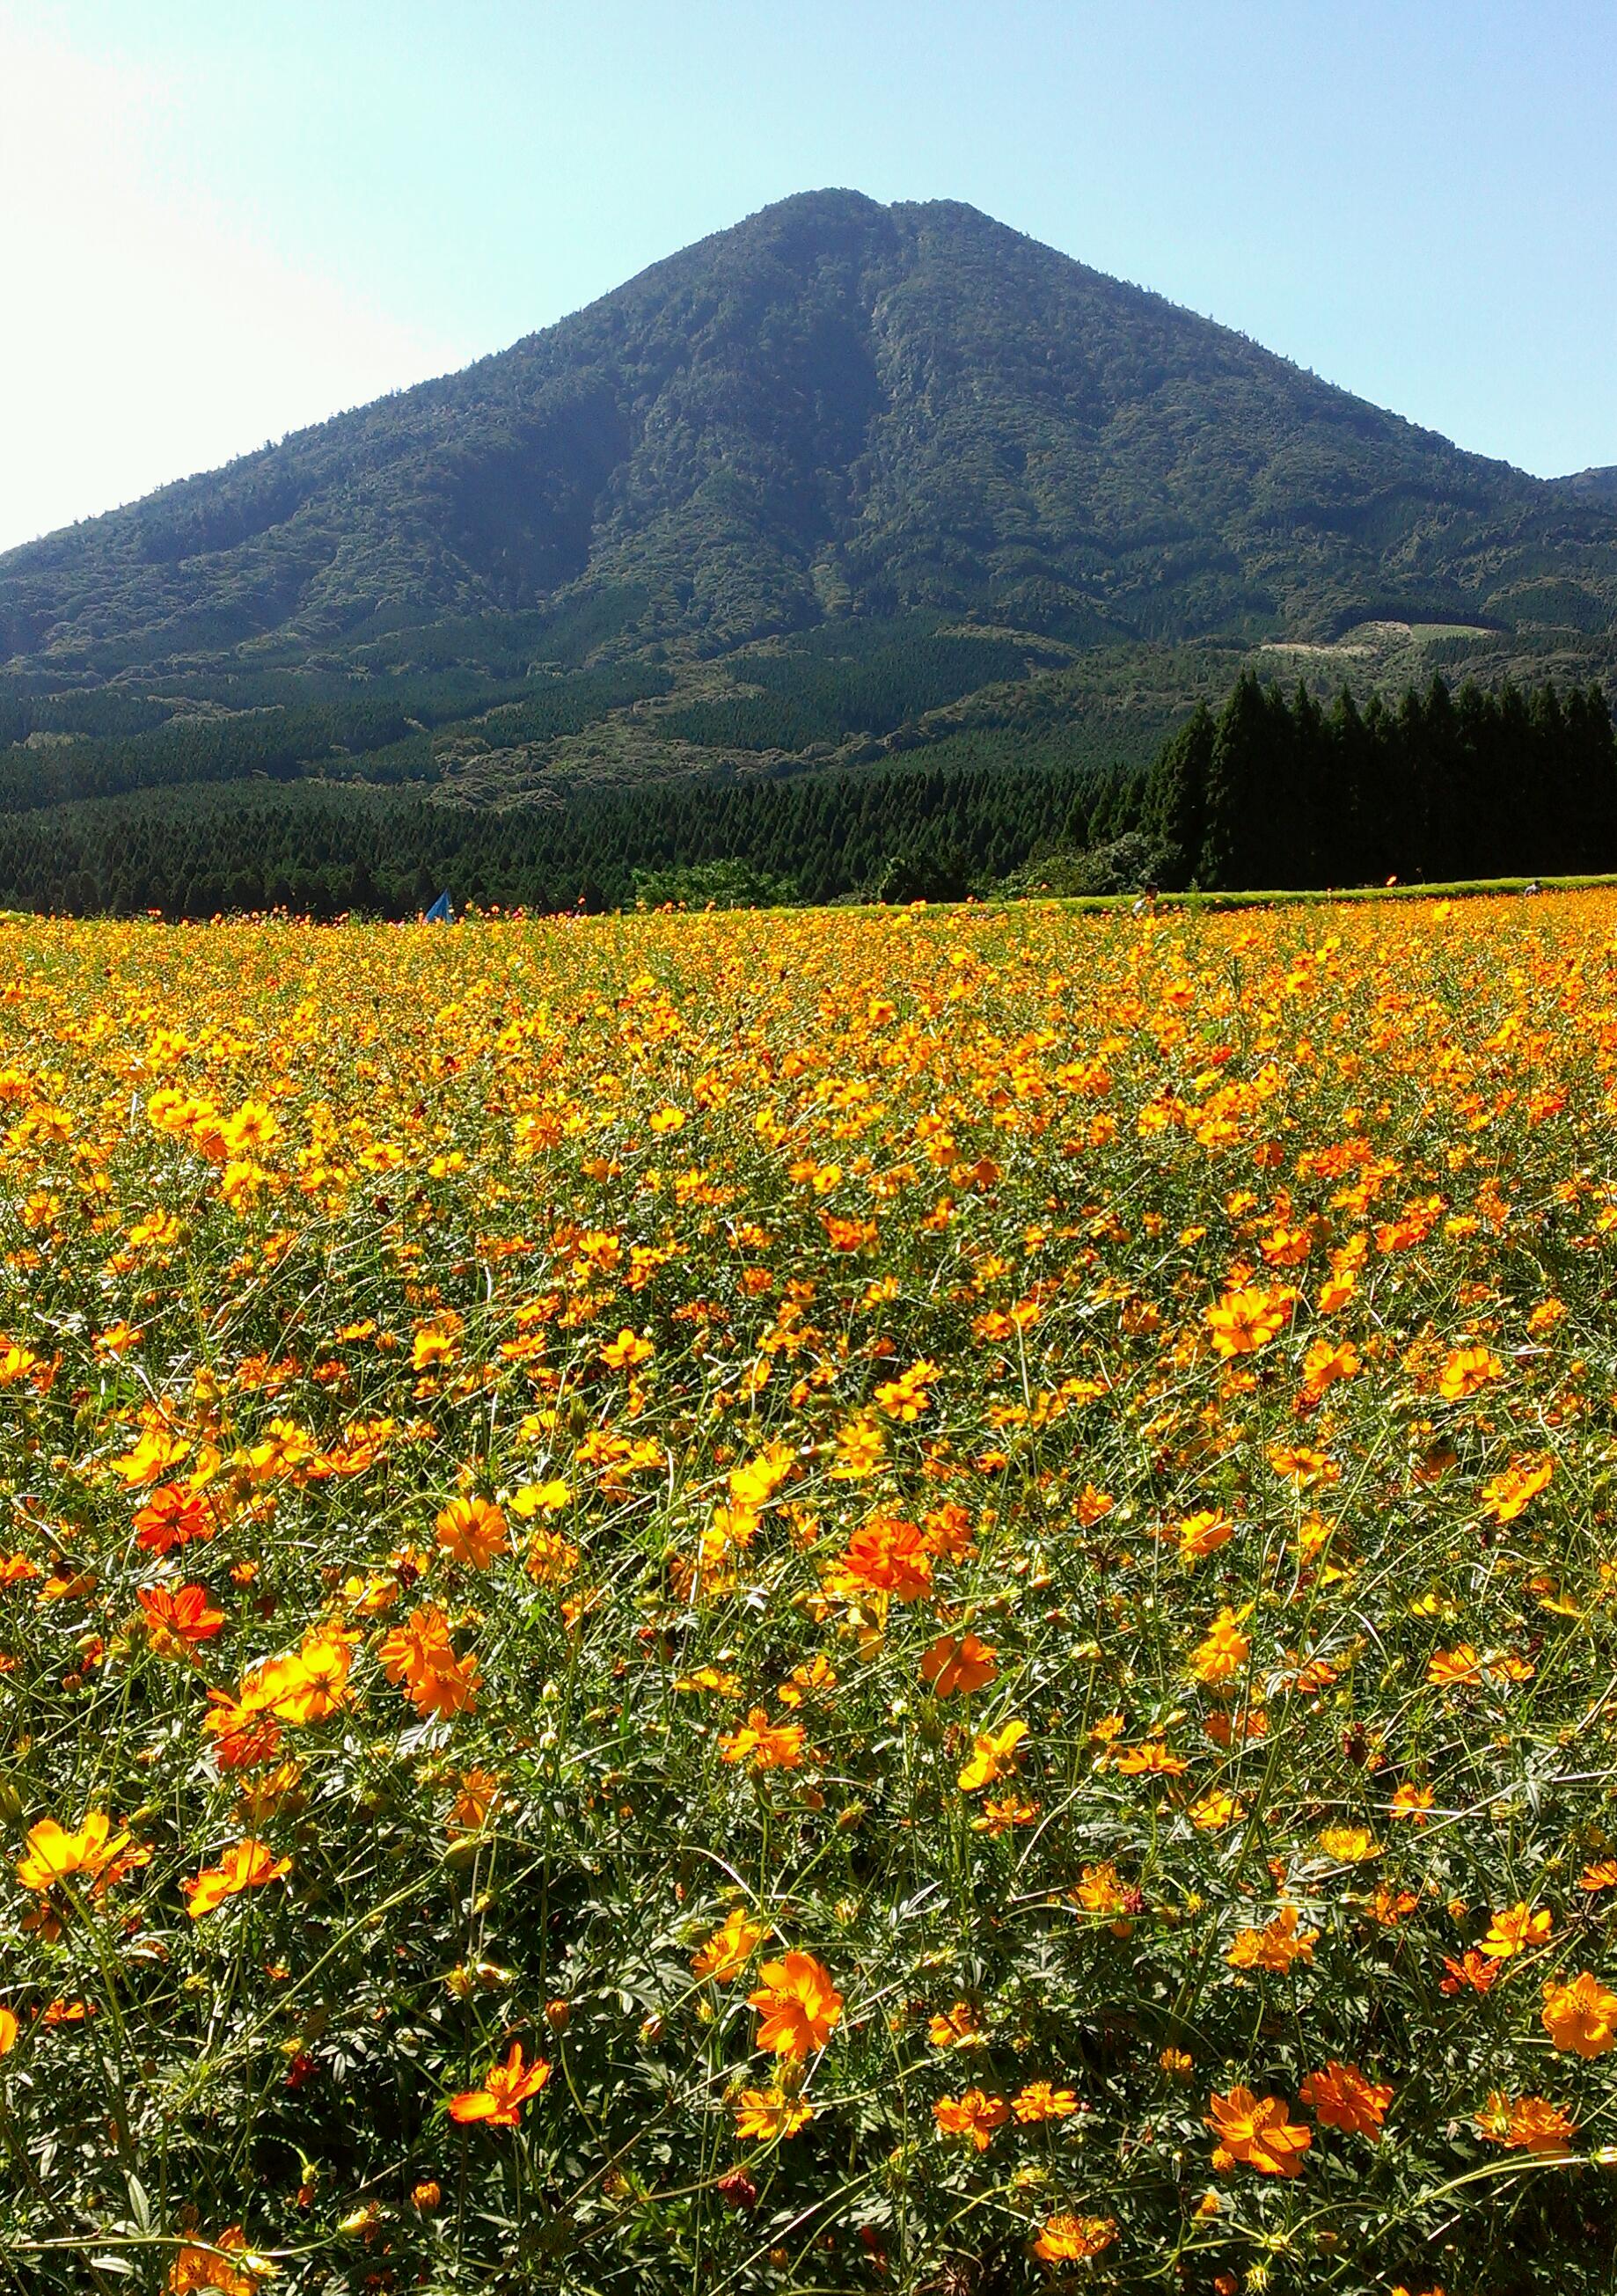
[1139, 671, 1617, 888]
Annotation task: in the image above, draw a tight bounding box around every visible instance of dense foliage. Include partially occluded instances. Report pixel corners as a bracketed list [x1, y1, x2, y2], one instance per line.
[0, 665, 677, 815]
[662, 631, 1052, 752]
[5, 191, 1617, 673]
[0, 751, 1120, 918]
[8, 897, 1617, 2294]
[1141, 673, 1617, 888]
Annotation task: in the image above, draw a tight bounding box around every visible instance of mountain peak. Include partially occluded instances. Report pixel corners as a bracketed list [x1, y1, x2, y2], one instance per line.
[4, 194, 1614, 670]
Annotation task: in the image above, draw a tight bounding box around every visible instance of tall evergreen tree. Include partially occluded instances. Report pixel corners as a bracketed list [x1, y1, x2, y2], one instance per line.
[1141, 701, 1214, 888]
[1199, 672, 1275, 888]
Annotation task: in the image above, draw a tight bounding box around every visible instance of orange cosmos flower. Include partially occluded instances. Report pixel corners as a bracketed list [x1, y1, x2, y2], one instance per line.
[919, 1631, 998, 1696]
[1438, 1344, 1504, 1400]
[718, 1708, 806, 1771]
[1177, 1510, 1233, 1562]
[1189, 1608, 1250, 1687]
[692, 1908, 767, 1980]
[838, 1516, 932, 1599]
[165, 2227, 268, 2295]
[1541, 1971, 1617, 2058]
[873, 1357, 939, 1420]
[600, 1327, 655, 1371]
[957, 1717, 1028, 1792]
[1440, 1950, 1501, 1996]
[183, 1839, 290, 1919]
[734, 2087, 813, 2139]
[927, 2000, 982, 2049]
[433, 1495, 509, 1569]
[1300, 1336, 1359, 1393]
[1480, 1901, 1552, 1959]
[1206, 2087, 1312, 2176]
[136, 1583, 225, 1659]
[410, 1319, 460, 1372]
[1204, 1287, 1293, 1356]
[133, 1483, 216, 1555]
[1476, 2091, 1577, 2155]
[1299, 2061, 1393, 2139]
[1073, 1861, 1143, 1919]
[829, 1415, 886, 1479]
[448, 2040, 552, 2125]
[1261, 1225, 1311, 1268]
[1226, 1905, 1317, 1973]
[201, 1691, 282, 1772]
[1481, 1459, 1554, 1524]
[1112, 1740, 1189, 1775]
[379, 1605, 480, 1717]
[748, 1952, 843, 2059]
[1012, 2080, 1080, 2123]
[249, 1628, 355, 1724]
[0, 2009, 16, 2056]
[1029, 2214, 1116, 2263]
[1426, 1643, 1485, 1687]
[969, 1792, 1040, 1835]
[16, 1811, 132, 1891]
[447, 1768, 503, 1834]
[933, 2089, 1009, 2149]
[1315, 1825, 1379, 1863]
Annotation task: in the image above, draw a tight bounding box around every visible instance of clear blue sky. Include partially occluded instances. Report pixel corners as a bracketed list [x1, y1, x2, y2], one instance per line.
[3, 0, 1613, 551]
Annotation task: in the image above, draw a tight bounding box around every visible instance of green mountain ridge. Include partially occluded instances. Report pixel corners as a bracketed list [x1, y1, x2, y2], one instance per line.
[3, 190, 1617, 918]
[1555, 467, 1617, 509]
[6, 188, 1617, 671]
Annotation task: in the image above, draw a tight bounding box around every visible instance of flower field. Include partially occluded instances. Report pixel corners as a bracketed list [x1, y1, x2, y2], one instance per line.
[7, 895, 1617, 2292]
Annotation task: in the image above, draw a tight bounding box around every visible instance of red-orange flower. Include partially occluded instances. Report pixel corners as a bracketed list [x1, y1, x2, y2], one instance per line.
[933, 2089, 1009, 2149]
[448, 2040, 552, 2126]
[134, 1484, 216, 1555]
[137, 1583, 225, 1659]
[919, 1632, 998, 1697]
[1299, 2061, 1393, 2139]
[838, 1516, 932, 1600]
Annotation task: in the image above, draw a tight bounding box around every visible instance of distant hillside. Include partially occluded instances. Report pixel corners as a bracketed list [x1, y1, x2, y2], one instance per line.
[1555, 467, 1617, 509]
[5, 189, 1617, 672]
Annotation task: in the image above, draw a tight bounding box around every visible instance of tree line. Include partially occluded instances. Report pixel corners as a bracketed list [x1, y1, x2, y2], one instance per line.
[1140, 670, 1617, 888]
[0, 750, 1112, 920]
[1, 666, 1612, 918]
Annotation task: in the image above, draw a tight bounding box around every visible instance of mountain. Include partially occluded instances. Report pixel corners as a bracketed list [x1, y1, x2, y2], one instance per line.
[5, 188, 1617, 670]
[1555, 467, 1617, 509]
[3, 191, 1617, 920]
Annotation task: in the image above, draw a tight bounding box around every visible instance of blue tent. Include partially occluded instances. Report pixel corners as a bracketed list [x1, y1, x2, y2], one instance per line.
[422, 891, 454, 925]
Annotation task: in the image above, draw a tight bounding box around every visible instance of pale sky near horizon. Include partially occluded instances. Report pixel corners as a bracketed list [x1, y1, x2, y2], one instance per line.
[3, 0, 1613, 555]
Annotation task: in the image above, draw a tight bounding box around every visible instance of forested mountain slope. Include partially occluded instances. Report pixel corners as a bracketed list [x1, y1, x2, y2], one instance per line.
[5, 189, 1617, 671]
